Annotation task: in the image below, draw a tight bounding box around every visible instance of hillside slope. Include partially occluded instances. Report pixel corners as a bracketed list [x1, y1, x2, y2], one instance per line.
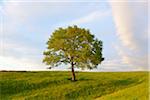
[0, 71, 149, 100]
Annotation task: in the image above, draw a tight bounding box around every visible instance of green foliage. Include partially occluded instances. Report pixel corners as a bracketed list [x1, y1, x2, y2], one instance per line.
[0, 71, 149, 100]
[43, 25, 104, 69]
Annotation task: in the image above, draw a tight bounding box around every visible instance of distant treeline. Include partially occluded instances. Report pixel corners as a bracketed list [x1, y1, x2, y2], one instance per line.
[0, 70, 27, 72]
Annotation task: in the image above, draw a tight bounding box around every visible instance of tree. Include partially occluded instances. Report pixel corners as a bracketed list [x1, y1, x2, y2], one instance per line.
[43, 25, 104, 81]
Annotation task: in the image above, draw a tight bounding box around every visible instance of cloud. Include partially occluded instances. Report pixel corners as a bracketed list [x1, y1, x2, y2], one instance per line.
[113, 44, 148, 70]
[1, 0, 70, 26]
[0, 1, 53, 70]
[109, 0, 148, 50]
[69, 10, 110, 25]
[0, 56, 46, 71]
[98, 56, 145, 71]
[50, 9, 111, 32]
[109, 0, 148, 70]
[0, 40, 38, 57]
[0, 38, 46, 70]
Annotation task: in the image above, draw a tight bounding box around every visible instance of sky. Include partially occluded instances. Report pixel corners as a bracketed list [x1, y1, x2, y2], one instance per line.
[0, 0, 149, 71]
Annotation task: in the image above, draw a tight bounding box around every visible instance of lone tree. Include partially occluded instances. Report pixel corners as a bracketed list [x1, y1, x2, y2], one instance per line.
[43, 25, 104, 81]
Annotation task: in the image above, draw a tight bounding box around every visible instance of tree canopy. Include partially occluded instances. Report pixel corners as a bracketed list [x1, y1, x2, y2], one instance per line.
[43, 25, 104, 70]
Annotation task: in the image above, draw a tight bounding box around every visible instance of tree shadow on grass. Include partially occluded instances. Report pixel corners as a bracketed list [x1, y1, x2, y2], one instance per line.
[66, 77, 93, 82]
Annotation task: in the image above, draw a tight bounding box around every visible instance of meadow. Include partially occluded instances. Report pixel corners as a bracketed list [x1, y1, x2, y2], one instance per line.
[0, 71, 149, 100]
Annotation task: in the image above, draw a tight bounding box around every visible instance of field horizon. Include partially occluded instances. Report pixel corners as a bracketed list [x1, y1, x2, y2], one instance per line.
[0, 70, 149, 72]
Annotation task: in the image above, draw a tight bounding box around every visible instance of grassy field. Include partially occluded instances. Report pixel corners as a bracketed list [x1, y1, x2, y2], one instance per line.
[0, 71, 149, 100]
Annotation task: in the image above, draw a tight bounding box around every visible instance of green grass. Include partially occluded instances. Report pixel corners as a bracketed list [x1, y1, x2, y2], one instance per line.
[0, 71, 149, 100]
[97, 80, 149, 100]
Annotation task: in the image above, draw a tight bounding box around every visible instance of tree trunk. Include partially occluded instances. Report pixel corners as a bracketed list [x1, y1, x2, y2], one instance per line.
[71, 62, 76, 81]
